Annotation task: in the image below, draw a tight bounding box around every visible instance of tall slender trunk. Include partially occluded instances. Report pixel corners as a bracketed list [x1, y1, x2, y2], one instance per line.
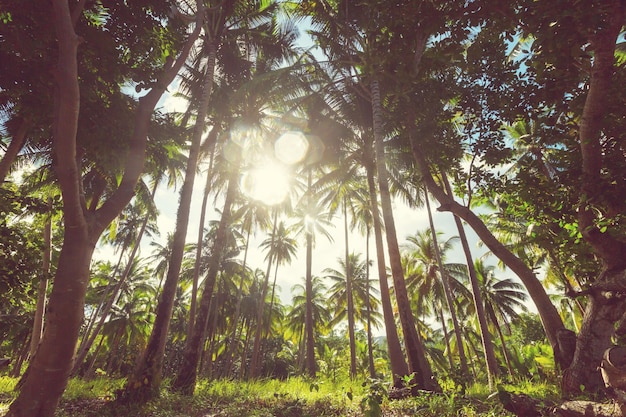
[365, 227, 376, 379]
[344, 198, 357, 378]
[441, 172, 499, 387]
[423, 187, 469, 380]
[29, 198, 52, 360]
[249, 213, 278, 378]
[172, 166, 239, 394]
[304, 171, 316, 377]
[438, 306, 454, 369]
[365, 150, 409, 387]
[123, 39, 216, 402]
[371, 78, 439, 392]
[187, 136, 218, 341]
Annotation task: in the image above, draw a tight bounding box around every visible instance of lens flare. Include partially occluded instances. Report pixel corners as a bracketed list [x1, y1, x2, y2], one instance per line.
[275, 131, 309, 165]
[240, 163, 290, 206]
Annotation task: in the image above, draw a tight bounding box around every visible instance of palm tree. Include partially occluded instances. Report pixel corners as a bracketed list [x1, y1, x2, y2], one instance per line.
[324, 252, 376, 378]
[294, 187, 334, 377]
[473, 260, 528, 379]
[285, 276, 331, 373]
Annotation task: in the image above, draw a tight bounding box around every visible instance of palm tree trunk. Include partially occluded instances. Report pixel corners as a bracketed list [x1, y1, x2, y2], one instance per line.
[172, 165, 239, 394]
[440, 172, 499, 387]
[344, 198, 357, 378]
[423, 187, 469, 380]
[365, 227, 376, 379]
[438, 307, 454, 369]
[365, 147, 409, 388]
[187, 133, 218, 341]
[0, 117, 29, 183]
[304, 171, 316, 377]
[250, 213, 278, 378]
[371, 78, 439, 392]
[124, 36, 216, 402]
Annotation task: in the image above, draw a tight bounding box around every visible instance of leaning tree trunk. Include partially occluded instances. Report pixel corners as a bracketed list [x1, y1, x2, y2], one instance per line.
[423, 187, 469, 380]
[371, 78, 439, 392]
[172, 166, 239, 395]
[365, 147, 409, 387]
[123, 37, 215, 403]
[440, 171, 500, 386]
[29, 198, 52, 361]
[0, 117, 29, 183]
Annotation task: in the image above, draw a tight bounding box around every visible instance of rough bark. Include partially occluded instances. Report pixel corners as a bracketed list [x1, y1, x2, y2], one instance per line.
[371, 78, 439, 392]
[563, 0, 626, 394]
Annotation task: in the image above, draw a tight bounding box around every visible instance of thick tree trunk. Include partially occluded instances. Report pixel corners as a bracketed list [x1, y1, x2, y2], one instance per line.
[563, 1, 626, 394]
[365, 149, 409, 387]
[371, 78, 439, 392]
[172, 168, 238, 394]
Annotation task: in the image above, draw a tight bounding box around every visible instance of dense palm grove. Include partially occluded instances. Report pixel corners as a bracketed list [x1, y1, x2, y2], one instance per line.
[0, 0, 625, 416]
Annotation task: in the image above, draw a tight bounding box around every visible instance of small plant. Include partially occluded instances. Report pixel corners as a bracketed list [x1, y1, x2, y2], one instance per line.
[360, 378, 388, 417]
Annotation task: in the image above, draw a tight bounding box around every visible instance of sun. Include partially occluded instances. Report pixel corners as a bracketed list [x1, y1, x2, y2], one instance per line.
[240, 162, 291, 206]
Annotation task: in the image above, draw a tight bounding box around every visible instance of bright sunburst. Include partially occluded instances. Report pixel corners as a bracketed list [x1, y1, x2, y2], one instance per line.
[240, 162, 291, 206]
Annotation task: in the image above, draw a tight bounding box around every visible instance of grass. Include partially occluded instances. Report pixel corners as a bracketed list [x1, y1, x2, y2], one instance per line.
[0, 374, 563, 416]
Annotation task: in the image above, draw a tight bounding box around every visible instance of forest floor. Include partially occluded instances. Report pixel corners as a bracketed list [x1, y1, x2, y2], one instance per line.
[0, 375, 565, 417]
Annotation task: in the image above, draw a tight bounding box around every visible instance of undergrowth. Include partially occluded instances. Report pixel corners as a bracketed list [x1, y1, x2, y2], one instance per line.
[0, 374, 561, 416]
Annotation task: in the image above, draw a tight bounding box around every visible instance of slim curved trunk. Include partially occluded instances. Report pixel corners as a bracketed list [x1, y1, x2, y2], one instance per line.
[424, 187, 469, 380]
[441, 172, 499, 386]
[410, 141, 565, 362]
[123, 38, 216, 402]
[371, 78, 439, 392]
[187, 134, 217, 341]
[29, 198, 52, 360]
[249, 214, 278, 378]
[0, 118, 29, 183]
[172, 166, 239, 394]
[365, 149, 409, 387]
[365, 227, 376, 379]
